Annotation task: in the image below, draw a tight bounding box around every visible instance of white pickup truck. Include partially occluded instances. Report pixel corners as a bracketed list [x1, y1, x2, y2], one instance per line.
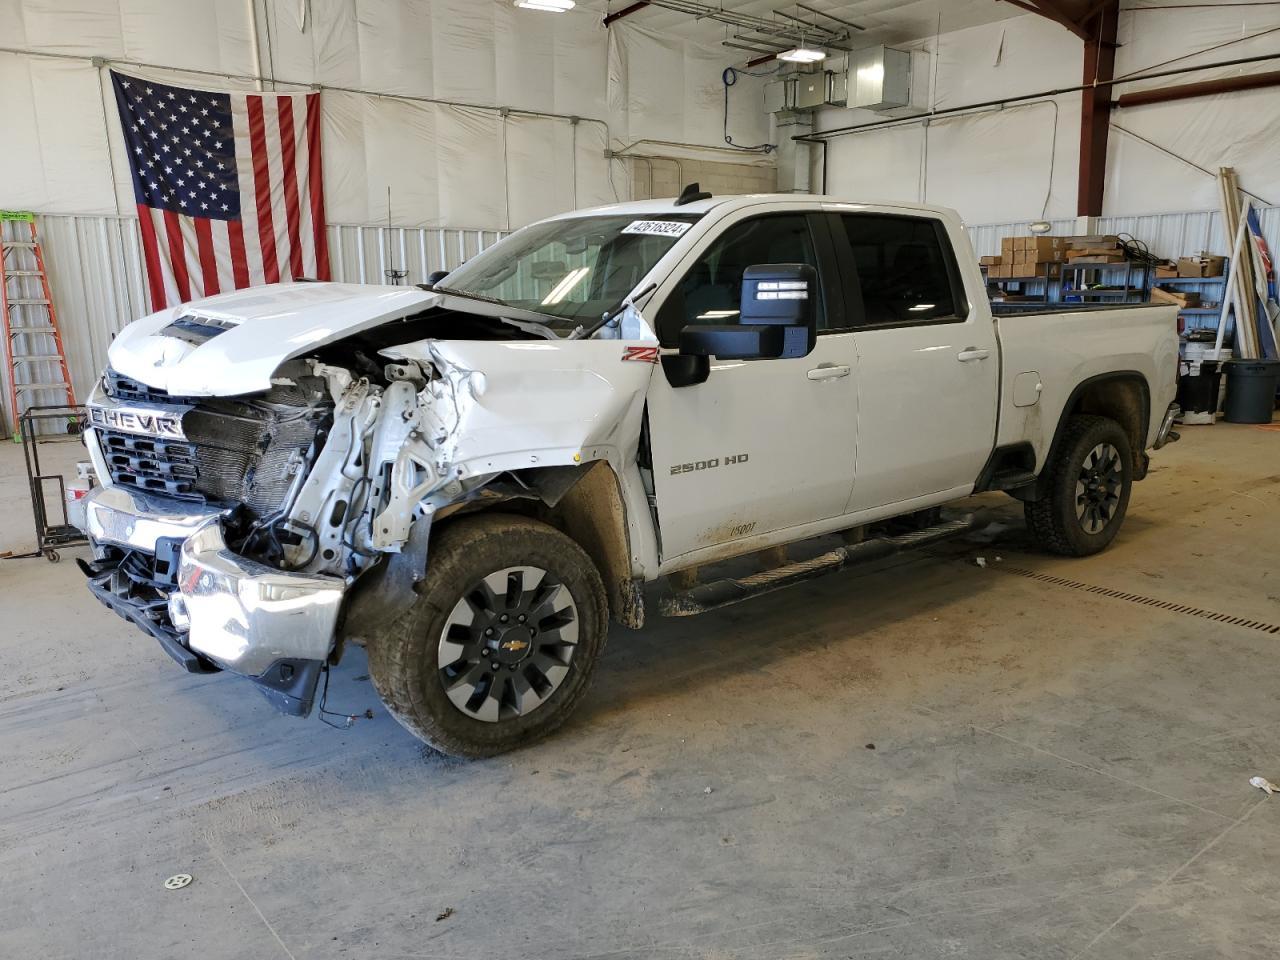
[80, 190, 1180, 756]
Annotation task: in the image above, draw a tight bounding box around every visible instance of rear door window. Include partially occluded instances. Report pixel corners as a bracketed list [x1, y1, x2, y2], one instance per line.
[838, 214, 966, 326]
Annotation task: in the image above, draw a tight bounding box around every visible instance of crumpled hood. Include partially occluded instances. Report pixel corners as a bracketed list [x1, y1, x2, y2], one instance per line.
[108, 282, 436, 396]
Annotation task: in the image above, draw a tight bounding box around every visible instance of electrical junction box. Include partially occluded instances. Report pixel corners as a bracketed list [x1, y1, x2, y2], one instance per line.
[793, 72, 826, 111]
[764, 78, 792, 113]
[849, 45, 911, 111]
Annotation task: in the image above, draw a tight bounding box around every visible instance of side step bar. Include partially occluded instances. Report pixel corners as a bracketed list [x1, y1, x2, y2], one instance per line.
[659, 516, 977, 617]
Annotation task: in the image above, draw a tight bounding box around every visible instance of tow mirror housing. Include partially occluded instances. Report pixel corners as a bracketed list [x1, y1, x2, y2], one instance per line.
[678, 263, 817, 362]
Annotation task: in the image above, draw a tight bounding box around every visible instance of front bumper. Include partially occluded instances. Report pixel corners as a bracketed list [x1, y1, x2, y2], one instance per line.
[81, 485, 346, 716]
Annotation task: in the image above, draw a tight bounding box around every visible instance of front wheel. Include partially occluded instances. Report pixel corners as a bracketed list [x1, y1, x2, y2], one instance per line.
[1024, 414, 1133, 557]
[366, 513, 608, 757]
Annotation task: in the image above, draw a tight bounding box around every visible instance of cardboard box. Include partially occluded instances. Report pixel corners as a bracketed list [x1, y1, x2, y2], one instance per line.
[1026, 237, 1066, 258]
[1001, 237, 1016, 258]
[1067, 235, 1119, 249]
[1155, 263, 1178, 278]
[1069, 254, 1126, 264]
[992, 263, 1013, 278]
[979, 255, 1001, 267]
[1177, 255, 1226, 278]
[1151, 287, 1200, 308]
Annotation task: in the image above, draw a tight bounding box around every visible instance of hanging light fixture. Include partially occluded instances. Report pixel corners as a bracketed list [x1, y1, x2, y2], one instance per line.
[514, 0, 575, 11]
[777, 46, 826, 63]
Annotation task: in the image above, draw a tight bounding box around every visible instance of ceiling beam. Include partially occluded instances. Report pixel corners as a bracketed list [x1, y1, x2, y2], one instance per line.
[603, 2, 651, 27]
[999, 0, 1091, 41]
[1115, 69, 1280, 108]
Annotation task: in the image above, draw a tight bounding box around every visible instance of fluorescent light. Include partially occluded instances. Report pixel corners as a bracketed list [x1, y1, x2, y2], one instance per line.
[908, 303, 935, 312]
[778, 47, 826, 63]
[696, 309, 740, 320]
[514, 0, 574, 11]
[541, 267, 590, 305]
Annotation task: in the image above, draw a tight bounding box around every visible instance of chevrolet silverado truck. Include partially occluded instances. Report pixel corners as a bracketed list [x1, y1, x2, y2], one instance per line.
[80, 191, 1180, 756]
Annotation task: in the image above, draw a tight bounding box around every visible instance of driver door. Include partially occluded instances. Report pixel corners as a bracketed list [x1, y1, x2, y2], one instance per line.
[645, 210, 859, 565]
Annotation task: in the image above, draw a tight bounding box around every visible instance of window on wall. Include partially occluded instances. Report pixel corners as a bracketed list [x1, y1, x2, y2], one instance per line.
[673, 213, 826, 332]
[839, 214, 963, 325]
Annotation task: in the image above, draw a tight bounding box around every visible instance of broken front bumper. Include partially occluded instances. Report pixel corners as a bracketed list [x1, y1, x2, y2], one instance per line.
[82, 485, 346, 716]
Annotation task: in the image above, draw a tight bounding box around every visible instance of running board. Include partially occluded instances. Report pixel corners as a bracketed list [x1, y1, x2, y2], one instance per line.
[658, 516, 977, 617]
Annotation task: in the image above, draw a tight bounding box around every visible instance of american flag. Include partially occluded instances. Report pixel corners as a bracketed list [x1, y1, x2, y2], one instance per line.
[111, 71, 331, 311]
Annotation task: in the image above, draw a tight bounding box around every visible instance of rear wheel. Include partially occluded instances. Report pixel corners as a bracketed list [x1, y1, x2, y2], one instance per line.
[1024, 414, 1133, 557]
[366, 513, 608, 757]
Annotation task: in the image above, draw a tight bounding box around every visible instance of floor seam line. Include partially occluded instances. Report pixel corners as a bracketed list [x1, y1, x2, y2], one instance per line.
[1066, 797, 1266, 959]
[916, 706, 1237, 823]
[211, 847, 298, 960]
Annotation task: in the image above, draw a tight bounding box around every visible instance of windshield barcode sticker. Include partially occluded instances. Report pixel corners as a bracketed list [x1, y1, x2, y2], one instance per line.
[621, 220, 692, 238]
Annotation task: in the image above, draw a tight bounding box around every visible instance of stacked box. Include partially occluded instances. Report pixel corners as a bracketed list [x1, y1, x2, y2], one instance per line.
[1176, 255, 1226, 277]
[1151, 287, 1201, 308]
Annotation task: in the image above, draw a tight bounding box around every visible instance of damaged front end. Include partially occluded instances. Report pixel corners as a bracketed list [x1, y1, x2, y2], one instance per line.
[81, 331, 652, 717]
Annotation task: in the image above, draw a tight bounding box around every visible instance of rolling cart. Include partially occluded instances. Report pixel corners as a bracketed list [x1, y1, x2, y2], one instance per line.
[18, 404, 88, 562]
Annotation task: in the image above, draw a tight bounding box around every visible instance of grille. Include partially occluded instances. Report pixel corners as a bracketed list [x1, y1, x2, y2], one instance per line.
[99, 369, 331, 517]
[98, 430, 200, 499]
[104, 369, 173, 405]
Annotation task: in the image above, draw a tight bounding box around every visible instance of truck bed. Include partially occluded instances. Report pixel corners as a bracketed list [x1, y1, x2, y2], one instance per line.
[993, 302, 1180, 469]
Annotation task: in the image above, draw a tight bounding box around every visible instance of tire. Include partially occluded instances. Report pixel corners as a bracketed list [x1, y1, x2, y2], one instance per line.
[366, 513, 608, 757]
[1024, 414, 1133, 557]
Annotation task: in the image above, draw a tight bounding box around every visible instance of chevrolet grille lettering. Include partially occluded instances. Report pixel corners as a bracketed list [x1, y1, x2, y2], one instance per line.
[88, 404, 187, 440]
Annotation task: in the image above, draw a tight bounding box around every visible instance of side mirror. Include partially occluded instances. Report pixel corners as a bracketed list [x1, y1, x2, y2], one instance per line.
[425, 270, 450, 286]
[678, 263, 817, 361]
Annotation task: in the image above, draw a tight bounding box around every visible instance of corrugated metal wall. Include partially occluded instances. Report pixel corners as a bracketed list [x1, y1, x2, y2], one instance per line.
[7, 205, 1278, 430]
[1, 216, 505, 430]
[966, 207, 1280, 262]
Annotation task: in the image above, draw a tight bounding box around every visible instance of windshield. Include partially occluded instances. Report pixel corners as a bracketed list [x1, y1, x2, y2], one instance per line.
[438, 214, 702, 327]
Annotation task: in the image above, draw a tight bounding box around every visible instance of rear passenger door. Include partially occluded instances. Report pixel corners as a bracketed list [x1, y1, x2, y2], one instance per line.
[830, 209, 999, 513]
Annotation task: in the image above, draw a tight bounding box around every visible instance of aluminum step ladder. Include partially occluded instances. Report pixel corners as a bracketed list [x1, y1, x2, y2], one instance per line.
[1, 212, 75, 441]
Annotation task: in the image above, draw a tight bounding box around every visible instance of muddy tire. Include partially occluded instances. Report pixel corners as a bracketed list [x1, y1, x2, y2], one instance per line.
[366, 513, 608, 758]
[1024, 414, 1133, 557]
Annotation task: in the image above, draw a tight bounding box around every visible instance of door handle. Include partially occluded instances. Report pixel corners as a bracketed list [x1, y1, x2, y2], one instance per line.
[807, 364, 851, 381]
[957, 348, 990, 362]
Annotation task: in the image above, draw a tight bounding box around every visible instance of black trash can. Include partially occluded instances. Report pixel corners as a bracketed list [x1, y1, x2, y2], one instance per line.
[1223, 359, 1280, 423]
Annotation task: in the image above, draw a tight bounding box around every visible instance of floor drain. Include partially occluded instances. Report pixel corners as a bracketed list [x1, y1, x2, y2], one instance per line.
[997, 566, 1280, 635]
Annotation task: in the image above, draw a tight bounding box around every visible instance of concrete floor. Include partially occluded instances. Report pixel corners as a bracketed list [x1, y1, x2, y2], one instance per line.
[2, 420, 1279, 960]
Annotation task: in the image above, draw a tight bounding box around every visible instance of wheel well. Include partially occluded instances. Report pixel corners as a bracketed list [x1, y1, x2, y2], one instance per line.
[431, 461, 642, 629]
[1062, 374, 1150, 472]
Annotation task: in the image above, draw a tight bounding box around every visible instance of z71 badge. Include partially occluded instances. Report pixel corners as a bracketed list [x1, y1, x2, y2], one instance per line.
[622, 346, 659, 364]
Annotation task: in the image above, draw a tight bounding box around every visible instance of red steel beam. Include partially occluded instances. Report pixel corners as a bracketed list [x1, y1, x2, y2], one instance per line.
[603, 1, 651, 26]
[1078, 1, 1119, 216]
[1115, 69, 1280, 108]
[999, 0, 1090, 40]
[747, 52, 777, 67]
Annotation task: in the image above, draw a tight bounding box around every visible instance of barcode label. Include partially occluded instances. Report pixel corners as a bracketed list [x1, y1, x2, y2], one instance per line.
[621, 220, 692, 238]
